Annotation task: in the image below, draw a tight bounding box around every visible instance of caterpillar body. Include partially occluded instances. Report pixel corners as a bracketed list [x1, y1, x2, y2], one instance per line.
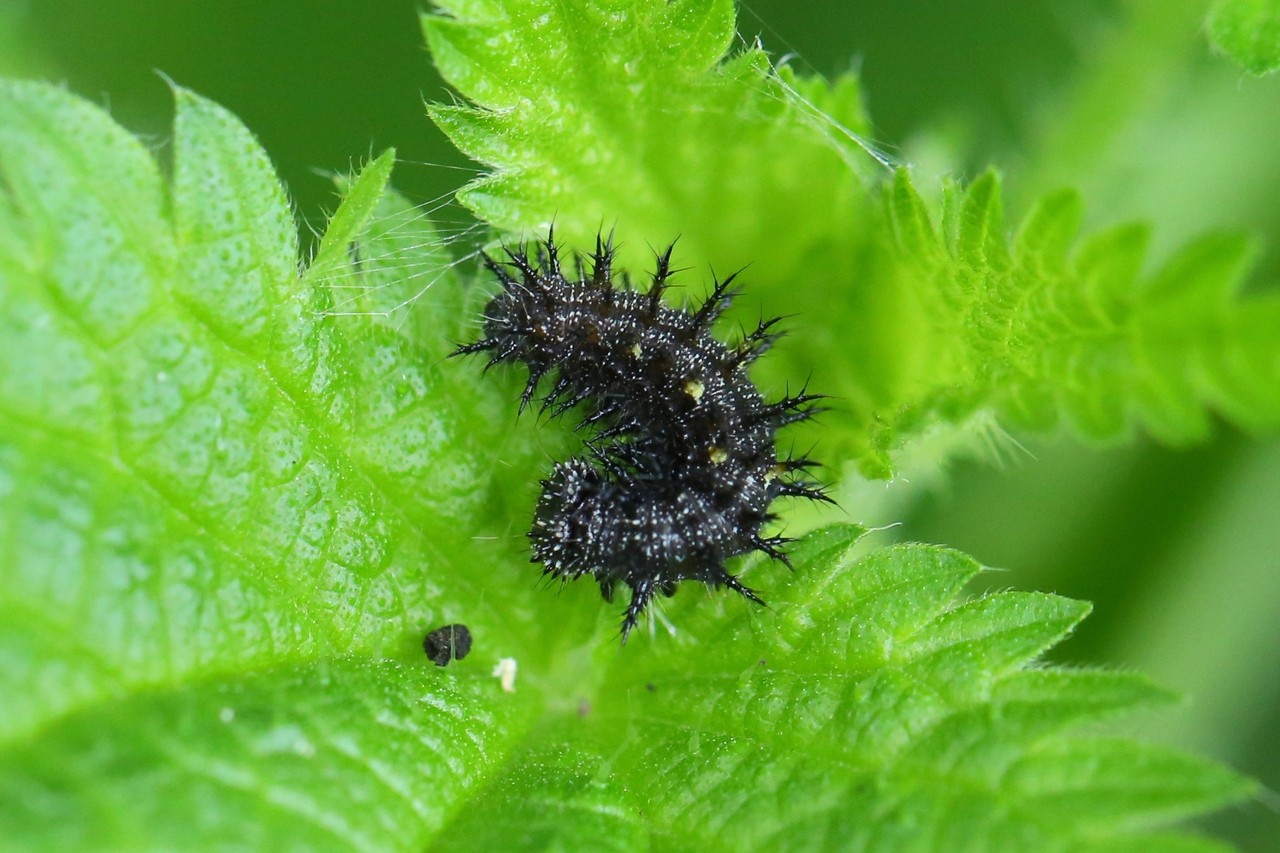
[454, 232, 830, 641]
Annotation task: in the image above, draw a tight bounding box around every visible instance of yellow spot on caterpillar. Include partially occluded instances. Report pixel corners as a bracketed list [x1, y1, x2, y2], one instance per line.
[629, 343, 643, 358]
[684, 379, 705, 401]
[709, 446, 728, 464]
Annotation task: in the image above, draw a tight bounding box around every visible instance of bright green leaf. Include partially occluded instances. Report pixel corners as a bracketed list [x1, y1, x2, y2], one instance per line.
[425, 0, 1280, 481]
[824, 168, 1280, 475]
[0, 658, 534, 850]
[0, 75, 533, 747]
[422, 0, 875, 288]
[1208, 0, 1280, 75]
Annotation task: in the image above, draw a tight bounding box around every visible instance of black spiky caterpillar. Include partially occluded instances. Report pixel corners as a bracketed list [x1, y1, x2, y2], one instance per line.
[454, 231, 832, 641]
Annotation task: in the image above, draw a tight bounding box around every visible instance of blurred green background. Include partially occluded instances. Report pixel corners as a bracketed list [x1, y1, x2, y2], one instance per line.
[4, 0, 1278, 847]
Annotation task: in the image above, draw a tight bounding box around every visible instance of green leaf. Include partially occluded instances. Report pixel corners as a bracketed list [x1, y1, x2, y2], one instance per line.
[424, 0, 1280, 481]
[431, 533, 1251, 851]
[423, 0, 876, 285]
[0, 73, 1252, 853]
[845, 168, 1280, 475]
[0, 658, 534, 850]
[0, 74, 537, 773]
[1208, 0, 1280, 75]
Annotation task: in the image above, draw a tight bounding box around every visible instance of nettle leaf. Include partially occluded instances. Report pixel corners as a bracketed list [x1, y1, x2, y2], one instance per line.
[837, 169, 1280, 477]
[0, 74, 1252, 853]
[0, 79, 544, 847]
[432, 530, 1250, 851]
[423, 0, 875, 286]
[1208, 0, 1280, 75]
[425, 0, 1280, 480]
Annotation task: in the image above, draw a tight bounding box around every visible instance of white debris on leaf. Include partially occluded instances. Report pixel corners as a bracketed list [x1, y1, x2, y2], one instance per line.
[492, 657, 518, 693]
